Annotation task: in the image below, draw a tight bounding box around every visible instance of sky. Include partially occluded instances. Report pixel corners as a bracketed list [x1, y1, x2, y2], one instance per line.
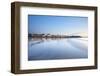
[28, 15, 88, 35]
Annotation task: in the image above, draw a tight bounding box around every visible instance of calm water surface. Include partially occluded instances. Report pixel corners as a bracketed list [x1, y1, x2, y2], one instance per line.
[28, 38, 88, 61]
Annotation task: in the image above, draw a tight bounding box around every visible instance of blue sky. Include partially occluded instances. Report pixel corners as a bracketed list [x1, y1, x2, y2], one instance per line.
[28, 15, 88, 35]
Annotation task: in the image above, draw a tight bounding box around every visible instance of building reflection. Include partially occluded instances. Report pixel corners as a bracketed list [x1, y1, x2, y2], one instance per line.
[28, 33, 88, 46]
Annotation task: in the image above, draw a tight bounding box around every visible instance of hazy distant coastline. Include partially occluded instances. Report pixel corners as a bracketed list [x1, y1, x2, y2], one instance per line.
[28, 33, 88, 39]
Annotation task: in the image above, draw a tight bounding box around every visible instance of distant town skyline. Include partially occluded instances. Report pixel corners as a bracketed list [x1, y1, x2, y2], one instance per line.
[28, 15, 88, 35]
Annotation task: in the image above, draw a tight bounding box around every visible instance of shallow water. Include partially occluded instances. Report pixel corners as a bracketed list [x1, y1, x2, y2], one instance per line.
[28, 38, 88, 61]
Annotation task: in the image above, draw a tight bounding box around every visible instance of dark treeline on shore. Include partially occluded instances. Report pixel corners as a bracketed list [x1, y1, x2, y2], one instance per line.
[28, 33, 82, 38]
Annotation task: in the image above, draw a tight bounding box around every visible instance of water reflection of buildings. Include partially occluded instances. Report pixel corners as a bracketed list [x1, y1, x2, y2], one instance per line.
[29, 33, 88, 46]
